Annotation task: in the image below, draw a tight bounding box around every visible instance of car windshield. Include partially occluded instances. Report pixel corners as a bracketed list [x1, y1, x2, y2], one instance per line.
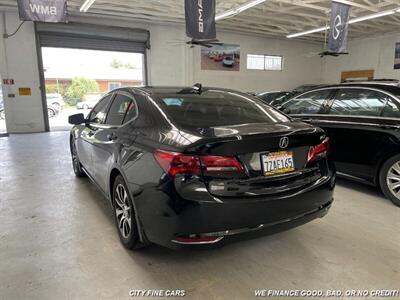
[154, 90, 290, 127]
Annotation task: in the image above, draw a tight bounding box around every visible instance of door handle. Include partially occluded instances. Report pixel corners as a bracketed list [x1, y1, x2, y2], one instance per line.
[88, 131, 95, 137]
[107, 133, 118, 141]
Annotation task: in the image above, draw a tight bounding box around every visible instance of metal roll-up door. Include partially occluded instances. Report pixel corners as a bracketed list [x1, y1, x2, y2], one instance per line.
[36, 22, 150, 53]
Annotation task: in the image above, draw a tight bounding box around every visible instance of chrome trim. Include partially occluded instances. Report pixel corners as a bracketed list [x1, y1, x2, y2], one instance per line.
[282, 85, 400, 108]
[171, 236, 224, 245]
[293, 117, 400, 128]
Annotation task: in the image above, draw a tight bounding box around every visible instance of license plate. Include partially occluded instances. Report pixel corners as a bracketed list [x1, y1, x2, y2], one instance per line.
[261, 151, 295, 176]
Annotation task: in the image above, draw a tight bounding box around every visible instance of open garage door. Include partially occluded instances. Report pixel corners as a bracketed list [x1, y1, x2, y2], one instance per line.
[35, 23, 149, 131]
[36, 22, 150, 53]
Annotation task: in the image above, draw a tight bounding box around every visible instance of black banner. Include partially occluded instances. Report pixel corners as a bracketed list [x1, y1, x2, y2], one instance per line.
[185, 0, 216, 40]
[328, 1, 351, 54]
[17, 0, 67, 23]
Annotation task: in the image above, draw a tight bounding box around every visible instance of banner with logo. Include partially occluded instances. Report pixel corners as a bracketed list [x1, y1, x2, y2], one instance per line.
[17, 0, 67, 23]
[328, 1, 351, 54]
[185, 0, 216, 40]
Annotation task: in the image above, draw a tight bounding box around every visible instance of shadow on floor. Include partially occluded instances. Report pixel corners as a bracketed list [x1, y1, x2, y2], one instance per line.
[335, 176, 386, 200]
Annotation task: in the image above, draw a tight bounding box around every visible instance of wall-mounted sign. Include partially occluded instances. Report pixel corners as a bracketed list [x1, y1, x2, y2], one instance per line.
[394, 43, 400, 69]
[185, 0, 216, 40]
[328, 1, 351, 54]
[2, 79, 15, 85]
[201, 44, 240, 71]
[17, 0, 68, 23]
[19, 87, 32, 96]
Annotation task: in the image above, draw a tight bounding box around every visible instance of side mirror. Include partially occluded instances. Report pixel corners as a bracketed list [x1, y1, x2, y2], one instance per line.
[68, 113, 86, 125]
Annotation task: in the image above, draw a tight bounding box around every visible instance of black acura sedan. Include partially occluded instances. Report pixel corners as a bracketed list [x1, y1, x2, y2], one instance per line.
[68, 85, 335, 250]
[279, 82, 400, 206]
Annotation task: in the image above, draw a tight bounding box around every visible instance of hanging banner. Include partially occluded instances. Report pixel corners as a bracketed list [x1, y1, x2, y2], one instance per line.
[17, 0, 67, 23]
[328, 1, 351, 54]
[185, 0, 216, 40]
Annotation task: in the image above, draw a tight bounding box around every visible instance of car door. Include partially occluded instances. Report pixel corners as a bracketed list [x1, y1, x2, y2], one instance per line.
[77, 93, 114, 176]
[91, 90, 138, 192]
[317, 87, 398, 181]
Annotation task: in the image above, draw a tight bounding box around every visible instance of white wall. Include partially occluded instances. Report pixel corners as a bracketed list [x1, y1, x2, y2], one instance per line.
[192, 31, 323, 92]
[0, 10, 324, 133]
[0, 11, 46, 133]
[322, 32, 400, 83]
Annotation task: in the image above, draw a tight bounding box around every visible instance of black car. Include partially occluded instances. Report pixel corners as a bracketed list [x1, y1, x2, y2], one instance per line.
[256, 85, 326, 108]
[256, 91, 292, 106]
[68, 85, 335, 250]
[279, 82, 400, 206]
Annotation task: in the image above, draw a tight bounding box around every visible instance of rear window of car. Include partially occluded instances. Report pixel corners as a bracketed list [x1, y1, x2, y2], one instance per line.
[154, 90, 290, 127]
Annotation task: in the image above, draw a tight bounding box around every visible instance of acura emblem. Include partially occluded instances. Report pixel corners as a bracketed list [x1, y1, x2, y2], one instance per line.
[279, 137, 289, 149]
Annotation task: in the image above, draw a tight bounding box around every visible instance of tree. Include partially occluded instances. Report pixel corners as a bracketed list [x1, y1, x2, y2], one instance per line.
[45, 83, 68, 96]
[110, 58, 136, 69]
[65, 77, 99, 105]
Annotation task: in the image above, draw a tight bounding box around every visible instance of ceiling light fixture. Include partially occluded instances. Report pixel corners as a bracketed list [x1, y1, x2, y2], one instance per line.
[80, 0, 96, 12]
[215, 0, 267, 21]
[287, 8, 397, 38]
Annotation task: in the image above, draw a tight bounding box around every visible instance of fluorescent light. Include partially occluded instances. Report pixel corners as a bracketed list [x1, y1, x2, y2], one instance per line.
[215, 0, 267, 21]
[348, 10, 395, 24]
[287, 8, 398, 38]
[287, 26, 329, 38]
[80, 0, 96, 12]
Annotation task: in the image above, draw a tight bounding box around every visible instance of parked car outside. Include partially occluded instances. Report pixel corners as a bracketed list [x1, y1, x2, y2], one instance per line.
[68, 85, 335, 250]
[47, 105, 59, 118]
[76, 99, 99, 110]
[46, 93, 65, 111]
[223, 56, 235, 67]
[279, 82, 400, 206]
[214, 54, 223, 62]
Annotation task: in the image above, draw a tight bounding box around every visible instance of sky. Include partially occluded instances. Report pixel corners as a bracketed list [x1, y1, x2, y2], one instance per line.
[41, 47, 144, 80]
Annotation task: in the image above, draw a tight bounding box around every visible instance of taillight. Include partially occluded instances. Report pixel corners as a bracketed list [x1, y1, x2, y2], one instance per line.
[307, 137, 330, 163]
[154, 150, 244, 177]
[154, 150, 201, 176]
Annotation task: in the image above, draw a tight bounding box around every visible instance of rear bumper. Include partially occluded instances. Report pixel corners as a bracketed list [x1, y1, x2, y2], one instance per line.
[135, 175, 335, 249]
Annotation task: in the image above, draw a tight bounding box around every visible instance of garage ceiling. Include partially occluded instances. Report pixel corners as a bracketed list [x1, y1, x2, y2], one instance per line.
[1, 0, 400, 41]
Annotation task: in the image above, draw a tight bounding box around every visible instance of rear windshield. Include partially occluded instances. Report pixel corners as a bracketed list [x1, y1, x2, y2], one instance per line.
[154, 90, 290, 127]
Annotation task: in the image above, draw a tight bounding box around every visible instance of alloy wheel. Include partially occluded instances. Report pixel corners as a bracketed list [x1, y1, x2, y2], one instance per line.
[386, 161, 400, 200]
[114, 184, 132, 239]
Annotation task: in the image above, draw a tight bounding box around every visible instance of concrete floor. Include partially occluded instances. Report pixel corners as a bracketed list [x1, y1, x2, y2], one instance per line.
[0, 132, 399, 300]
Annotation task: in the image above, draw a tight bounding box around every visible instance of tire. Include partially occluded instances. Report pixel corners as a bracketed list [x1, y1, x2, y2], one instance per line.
[48, 108, 56, 118]
[113, 175, 148, 250]
[379, 154, 400, 207]
[52, 102, 61, 111]
[70, 138, 86, 178]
